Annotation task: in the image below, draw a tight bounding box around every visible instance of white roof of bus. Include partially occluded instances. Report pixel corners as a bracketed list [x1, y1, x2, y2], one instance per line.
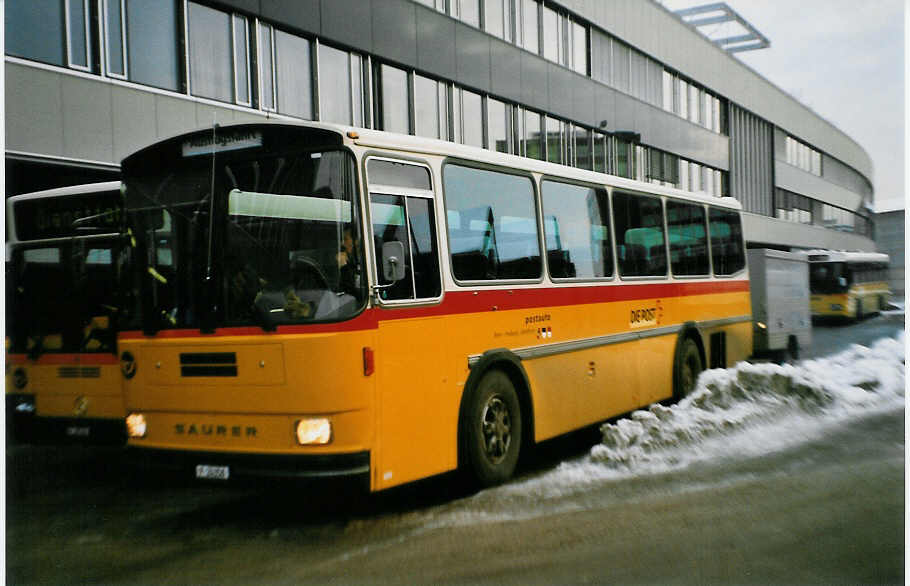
[806, 249, 890, 263]
[165, 120, 743, 212]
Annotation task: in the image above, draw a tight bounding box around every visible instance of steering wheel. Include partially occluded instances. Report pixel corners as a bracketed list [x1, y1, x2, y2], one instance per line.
[293, 257, 330, 291]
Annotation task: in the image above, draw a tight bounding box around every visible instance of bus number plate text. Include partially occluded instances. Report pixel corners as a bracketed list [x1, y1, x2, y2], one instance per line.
[196, 464, 230, 480]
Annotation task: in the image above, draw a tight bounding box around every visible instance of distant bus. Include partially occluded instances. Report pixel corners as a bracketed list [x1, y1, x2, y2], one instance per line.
[808, 250, 890, 319]
[6, 182, 126, 443]
[118, 121, 751, 490]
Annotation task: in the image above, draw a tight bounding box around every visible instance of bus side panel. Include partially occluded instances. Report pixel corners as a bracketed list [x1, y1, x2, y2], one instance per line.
[375, 315, 455, 491]
[524, 340, 641, 442]
[637, 335, 676, 405]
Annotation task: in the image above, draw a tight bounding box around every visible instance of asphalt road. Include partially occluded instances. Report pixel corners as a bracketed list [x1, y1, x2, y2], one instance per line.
[6, 314, 904, 585]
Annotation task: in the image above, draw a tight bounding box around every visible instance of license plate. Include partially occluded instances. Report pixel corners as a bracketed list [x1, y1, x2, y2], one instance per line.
[66, 426, 90, 437]
[195, 464, 230, 480]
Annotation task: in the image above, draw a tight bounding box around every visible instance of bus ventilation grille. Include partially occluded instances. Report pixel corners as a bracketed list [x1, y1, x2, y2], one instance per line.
[58, 367, 101, 378]
[179, 352, 238, 377]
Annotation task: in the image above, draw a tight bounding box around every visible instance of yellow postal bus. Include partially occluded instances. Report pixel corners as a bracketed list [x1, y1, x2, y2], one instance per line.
[6, 182, 126, 443]
[119, 122, 751, 490]
[808, 250, 890, 319]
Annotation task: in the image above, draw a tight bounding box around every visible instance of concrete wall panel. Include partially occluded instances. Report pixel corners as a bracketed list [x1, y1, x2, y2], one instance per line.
[6, 64, 65, 157]
[416, 7, 456, 80]
[61, 77, 114, 163]
[321, 0, 372, 53]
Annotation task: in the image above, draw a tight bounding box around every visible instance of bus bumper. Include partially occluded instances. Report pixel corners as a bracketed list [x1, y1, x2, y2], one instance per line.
[127, 447, 371, 486]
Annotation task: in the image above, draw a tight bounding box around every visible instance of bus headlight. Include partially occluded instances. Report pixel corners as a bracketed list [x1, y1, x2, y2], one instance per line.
[296, 418, 332, 445]
[126, 413, 147, 438]
[756, 322, 767, 330]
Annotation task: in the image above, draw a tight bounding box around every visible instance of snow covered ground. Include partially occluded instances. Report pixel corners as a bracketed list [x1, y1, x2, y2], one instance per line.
[422, 332, 905, 527]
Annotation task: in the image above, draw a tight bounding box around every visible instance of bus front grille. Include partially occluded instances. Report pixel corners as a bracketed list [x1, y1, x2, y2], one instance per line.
[179, 352, 238, 377]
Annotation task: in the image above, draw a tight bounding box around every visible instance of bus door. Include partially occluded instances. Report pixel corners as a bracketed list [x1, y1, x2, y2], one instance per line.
[366, 158, 448, 490]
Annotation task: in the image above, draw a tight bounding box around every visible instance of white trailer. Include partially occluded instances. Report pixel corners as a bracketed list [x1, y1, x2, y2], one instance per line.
[747, 249, 812, 361]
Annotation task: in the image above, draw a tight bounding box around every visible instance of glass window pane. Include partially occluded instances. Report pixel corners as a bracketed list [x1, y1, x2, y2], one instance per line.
[592, 133, 606, 173]
[320, 44, 353, 124]
[407, 197, 441, 299]
[415, 75, 441, 139]
[612, 40, 630, 93]
[521, 0, 539, 53]
[188, 2, 233, 103]
[613, 192, 666, 277]
[574, 127, 592, 170]
[444, 164, 540, 281]
[233, 16, 250, 104]
[522, 110, 542, 160]
[458, 0, 480, 27]
[127, 0, 180, 91]
[662, 70, 673, 112]
[368, 159, 431, 190]
[461, 89, 483, 147]
[709, 208, 745, 275]
[68, 0, 89, 68]
[677, 78, 688, 119]
[485, 0, 505, 39]
[275, 30, 313, 119]
[105, 0, 126, 76]
[667, 201, 709, 276]
[614, 139, 630, 178]
[6, 0, 66, 66]
[545, 116, 562, 164]
[351, 54, 364, 127]
[542, 4, 559, 62]
[258, 24, 275, 110]
[571, 21, 586, 75]
[487, 98, 510, 153]
[381, 64, 409, 133]
[542, 181, 612, 279]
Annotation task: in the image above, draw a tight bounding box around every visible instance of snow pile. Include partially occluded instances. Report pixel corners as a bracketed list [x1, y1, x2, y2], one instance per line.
[590, 332, 905, 473]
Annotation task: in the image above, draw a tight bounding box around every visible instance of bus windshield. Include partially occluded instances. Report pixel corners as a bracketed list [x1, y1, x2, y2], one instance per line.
[809, 261, 848, 294]
[122, 133, 364, 332]
[8, 239, 120, 355]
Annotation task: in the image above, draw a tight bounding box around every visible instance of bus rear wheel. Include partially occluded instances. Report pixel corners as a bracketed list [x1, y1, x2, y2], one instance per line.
[462, 370, 522, 487]
[674, 338, 703, 400]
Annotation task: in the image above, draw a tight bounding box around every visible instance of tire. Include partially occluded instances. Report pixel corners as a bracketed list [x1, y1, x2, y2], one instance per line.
[461, 370, 522, 487]
[673, 338, 703, 400]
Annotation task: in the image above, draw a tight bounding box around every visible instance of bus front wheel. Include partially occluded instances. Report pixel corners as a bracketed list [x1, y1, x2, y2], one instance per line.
[462, 370, 522, 487]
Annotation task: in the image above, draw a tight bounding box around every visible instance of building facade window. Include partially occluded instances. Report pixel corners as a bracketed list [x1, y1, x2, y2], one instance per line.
[104, 0, 127, 77]
[414, 74, 448, 140]
[320, 44, 366, 126]
[520, 109, 543, 160]
[518, 0, 540, 53]
[785, 135, 822, 176]
[67, 0, 92, 71]
[486, 97, 512, 153]
[452, 86, 483, 147]
[7, 0, 67, 66]
[188, 3, 236, 104]
[380, 64, 409, 134]
[127, 0, 180, 91]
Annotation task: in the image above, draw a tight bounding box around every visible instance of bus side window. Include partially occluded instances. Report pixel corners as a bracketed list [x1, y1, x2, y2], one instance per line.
[708, 207, 745, 276]
[370, 193, 441, 302]
[612, 191, 667, 277]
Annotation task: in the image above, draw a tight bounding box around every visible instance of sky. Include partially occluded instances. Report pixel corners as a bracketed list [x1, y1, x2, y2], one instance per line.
[660, 0, 905, 213]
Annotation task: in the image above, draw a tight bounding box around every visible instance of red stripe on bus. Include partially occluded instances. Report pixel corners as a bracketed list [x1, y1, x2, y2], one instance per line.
[118, 279, 748, 340]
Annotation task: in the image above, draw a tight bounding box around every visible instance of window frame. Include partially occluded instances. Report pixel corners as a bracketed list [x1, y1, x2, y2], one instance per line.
[103, 0, 128, 79]
[65, 0, 93, 72]
[364, 155, 443, 306]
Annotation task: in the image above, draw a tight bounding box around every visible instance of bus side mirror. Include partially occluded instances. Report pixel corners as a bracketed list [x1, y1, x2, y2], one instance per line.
[382, 241, 406, 282]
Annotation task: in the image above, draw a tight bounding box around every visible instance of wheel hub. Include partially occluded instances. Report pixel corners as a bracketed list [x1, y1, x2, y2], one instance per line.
[481, 396, 511, 464]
